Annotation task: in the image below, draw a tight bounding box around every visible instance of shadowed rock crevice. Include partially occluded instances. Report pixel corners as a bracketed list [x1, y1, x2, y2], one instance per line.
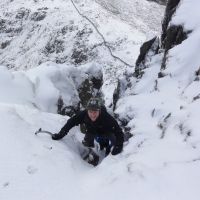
[161, 25, 189, 70]
[162, 25, 188, 52]
[135, 37, 159, 78]
[161, 0, 181, 43]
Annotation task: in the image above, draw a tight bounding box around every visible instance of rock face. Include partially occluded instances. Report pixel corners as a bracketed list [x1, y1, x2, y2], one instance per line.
[160, 0, 190, 69]
[57, 68, 103, 116]
[78, 76, 103, 108]
[0, 4, 100, 70]
[134, 0, 190, 75]
[161, 0, 181, 42]
[135, 36, 159, 78]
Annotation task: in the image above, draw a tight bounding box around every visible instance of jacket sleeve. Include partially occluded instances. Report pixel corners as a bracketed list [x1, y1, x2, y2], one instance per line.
[108, 115, 124, 146]
[58, 110, 86, 136]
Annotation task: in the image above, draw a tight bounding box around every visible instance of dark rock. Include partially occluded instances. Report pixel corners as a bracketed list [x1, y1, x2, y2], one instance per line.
[71, 48, 88, 65]
[30, 11, 46, 21]
[4, 26, 22, 34]
[16, 8, 30, 19]
[78, 79, 93, 108]
[161, 0, 181, 44]
[160, 0, 192, 69]
[38, 7, 48, 11]
[78, 75, 103, 108]
[194, 67, 200, 81]
[57, 96, 80, 117]
[61, 26, 69, 35]
[0, 19, 6, 33]
[1, 40, 11, 49]
[136, 37, 157, 66]
[57, 72, 103, 116]
[44, 39, 65, 54]
[195, 67, 200, 76]
[161, 25, 189, 69]
[162, 25, 188, 52]
[70, 27, 95, 65]
[193, 94, 200, 101]
[91, 77, 102, 90]
[61, 105, 79, 117]
[113, 79, 121, 111]
[158, 71, 165, 78]
[135, 37, 159, 78]
[75, 28, 93, 39]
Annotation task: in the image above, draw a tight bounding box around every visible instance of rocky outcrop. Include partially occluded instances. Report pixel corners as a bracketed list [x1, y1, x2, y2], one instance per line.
[78, 75, 103, 108]
[57, 96, 80, 117]
[30, 9, 47, 21]
[160, 0, 190, 70]
[135, 37, 159, 78]
[134, 0, 190, 77]
[162, 25, 188, 52]
[161, 25, 189, 70]
[57, 70, 103, 116]
[161, 0, 181, 43]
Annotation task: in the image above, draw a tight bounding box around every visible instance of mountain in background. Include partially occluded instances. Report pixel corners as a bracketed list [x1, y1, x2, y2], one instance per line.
[0, 0, 164, 70]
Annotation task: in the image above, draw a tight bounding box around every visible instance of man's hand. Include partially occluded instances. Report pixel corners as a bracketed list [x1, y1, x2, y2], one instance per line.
[111, 145, 123, 155]
[51, 132, 66, 140]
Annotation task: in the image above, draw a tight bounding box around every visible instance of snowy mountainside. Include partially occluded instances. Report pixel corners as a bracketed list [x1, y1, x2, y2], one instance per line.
[95, 0, 164, 35]
[0, 0, 164, 107]
[114, 1, 200, 199]
[0, 0, 164, 70]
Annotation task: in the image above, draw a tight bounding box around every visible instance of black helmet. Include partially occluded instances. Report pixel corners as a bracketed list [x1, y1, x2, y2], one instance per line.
[86, 97, 102, 111]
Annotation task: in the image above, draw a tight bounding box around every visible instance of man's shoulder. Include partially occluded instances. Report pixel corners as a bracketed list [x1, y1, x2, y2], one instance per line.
[76, 109, 87, 117]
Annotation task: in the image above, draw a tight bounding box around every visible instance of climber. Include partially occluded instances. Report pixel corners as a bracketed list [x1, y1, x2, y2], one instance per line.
[52, 97, 124, 155]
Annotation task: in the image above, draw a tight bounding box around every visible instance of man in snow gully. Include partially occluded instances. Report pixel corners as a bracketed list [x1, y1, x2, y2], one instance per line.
[52, 97, 124, 155]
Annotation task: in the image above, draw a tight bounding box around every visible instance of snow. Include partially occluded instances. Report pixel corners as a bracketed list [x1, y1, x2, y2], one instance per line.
[171, 0, 200, 30]
[1, 0, 200, 200]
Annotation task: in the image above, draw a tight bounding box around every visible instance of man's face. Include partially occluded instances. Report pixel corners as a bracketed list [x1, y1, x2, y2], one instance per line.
[87, 110, 100, 122]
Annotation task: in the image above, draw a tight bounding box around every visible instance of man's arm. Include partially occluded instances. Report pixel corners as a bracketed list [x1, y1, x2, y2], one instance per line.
[52, 110, 86, 140]
[107, 114, 124, 155]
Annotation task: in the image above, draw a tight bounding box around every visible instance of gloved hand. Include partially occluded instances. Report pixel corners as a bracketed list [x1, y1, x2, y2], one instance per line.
[111, 145, 123, 155]
[52, 132, 66, 140]
[82, 139, 94, 148]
